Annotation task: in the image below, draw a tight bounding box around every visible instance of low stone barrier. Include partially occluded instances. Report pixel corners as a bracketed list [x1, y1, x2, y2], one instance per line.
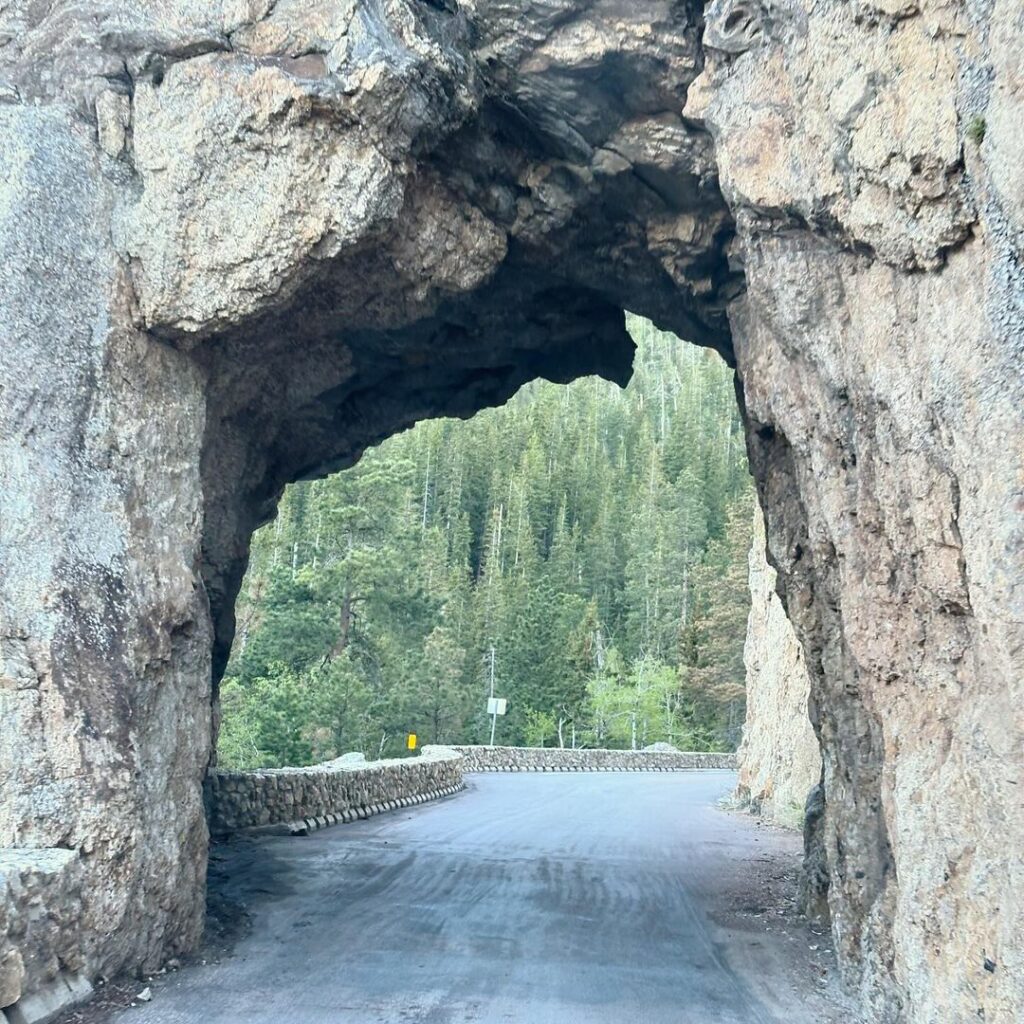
[206, 746, 464, 836]
[206, 745, 735, 835]
[1, 848, 92, 1024]
[449, 745, 736, 772]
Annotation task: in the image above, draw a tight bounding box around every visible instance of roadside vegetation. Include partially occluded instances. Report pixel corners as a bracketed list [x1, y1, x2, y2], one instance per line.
[218, 317, 753, 768]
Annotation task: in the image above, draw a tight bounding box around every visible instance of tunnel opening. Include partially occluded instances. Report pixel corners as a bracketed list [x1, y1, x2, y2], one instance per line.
[214, 315, 755, 770]
[193, 312, 845, 1022]
[186, 312, 845, 1023]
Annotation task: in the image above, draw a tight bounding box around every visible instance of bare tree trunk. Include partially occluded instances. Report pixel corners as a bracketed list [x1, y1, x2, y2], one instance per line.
[421, 444, 431, 533]
[330, 591, 354, 658]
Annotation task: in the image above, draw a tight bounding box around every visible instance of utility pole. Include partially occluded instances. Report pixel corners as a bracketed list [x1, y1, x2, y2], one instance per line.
[489, 646, 497, 747]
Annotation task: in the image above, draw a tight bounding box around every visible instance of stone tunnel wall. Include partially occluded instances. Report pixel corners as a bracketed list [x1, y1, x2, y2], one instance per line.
[693, 1, 1024, 1019]
[734, 509, 822, 830]
[206, 747, 465, 836]
[451, 746, 736, 773]
[0, 1, 1022, 1023]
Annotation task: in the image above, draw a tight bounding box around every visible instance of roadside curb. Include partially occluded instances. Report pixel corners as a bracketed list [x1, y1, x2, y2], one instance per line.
[279, 781, 466, 836]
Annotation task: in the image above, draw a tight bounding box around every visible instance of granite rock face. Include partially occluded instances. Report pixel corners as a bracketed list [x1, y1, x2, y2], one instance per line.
[0, 1, 1021, 1022]
[0, 103, 212, 987]
[688, 3, 1024, 1018]
[736, 509, 821, 830]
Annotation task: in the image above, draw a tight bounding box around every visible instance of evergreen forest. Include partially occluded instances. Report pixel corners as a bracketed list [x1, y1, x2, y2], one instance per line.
[218, 317, 755, 768]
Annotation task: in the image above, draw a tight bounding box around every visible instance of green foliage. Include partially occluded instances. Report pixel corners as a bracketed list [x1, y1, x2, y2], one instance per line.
[217, 666, 314, 769]
[218, 317, 754, 767]
[679, 492, 755, 749]
[967, 115, 986, 145]
[522, 708, 558, 747]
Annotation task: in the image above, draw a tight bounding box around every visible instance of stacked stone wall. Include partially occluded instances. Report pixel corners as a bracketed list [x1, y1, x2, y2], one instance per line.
[207, 747, 464, 836]
[451, 746, 736, 772]
[0, 849, 91, 1024]
[206, 745, 735, 837]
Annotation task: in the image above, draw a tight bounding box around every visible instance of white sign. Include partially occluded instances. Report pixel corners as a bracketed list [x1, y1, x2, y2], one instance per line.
[487, 697, 507, 716]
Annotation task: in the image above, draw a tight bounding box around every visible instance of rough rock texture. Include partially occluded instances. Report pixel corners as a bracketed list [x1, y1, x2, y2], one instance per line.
[0, 1, 1021, 1022]
[452, 745, 736, 772]
[735, 508, 821, 829]
[0, 104, 211, 990]
[206, 746, 464, 835]
[689, 3, 1024, 1018]
[2, 7, 738, 1008]
[0, 850, 89, 1019]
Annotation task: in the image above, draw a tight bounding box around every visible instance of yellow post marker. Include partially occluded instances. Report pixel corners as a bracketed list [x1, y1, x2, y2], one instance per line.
[406, 733, 417, 751]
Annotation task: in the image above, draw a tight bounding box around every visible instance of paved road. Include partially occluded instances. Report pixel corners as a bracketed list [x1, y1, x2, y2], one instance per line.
[112, 772, 845, 1024]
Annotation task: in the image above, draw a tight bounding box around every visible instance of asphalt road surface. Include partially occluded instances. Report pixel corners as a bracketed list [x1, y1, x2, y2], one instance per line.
[108, 772, 852, 1024]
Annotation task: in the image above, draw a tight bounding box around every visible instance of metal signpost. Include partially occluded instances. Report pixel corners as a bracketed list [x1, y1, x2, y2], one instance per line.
[486, 645, 507, 746]
[487, 697, 507, 746]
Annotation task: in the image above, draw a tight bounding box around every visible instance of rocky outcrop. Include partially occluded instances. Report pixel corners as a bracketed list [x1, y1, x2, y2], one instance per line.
[690, 3, 1024, 1018]
[207, 747, 464, 835]
[0, 2, 1020, 1023]
[452, 745, 736, 772]
[0, 101, 212, 994]
[736, 509, 821, 829]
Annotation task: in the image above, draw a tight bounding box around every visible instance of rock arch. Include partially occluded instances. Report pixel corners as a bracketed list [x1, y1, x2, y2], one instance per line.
[0, 2, 1021, 1022]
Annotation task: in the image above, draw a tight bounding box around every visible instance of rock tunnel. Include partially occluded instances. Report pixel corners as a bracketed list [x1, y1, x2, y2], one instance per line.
[0, 1, 1021, 1022]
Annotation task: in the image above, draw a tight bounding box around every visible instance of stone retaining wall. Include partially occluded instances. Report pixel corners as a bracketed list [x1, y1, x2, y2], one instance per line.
[449, 745, 736, 772]
[0, 849, 92, 1024]
[206, 746, 464, 836]
[206, 745, 735, 836]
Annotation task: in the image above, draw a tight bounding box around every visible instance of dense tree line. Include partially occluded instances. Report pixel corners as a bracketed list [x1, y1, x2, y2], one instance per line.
[218, 317, 754, 768]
